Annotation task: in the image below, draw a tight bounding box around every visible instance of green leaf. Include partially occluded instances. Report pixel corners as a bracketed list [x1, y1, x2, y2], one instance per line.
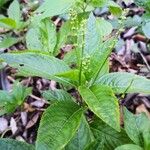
[33, 0, 76, 23]
[84, 13, 100, 55]
[84, 13, 113, 56]
[43, 89, 73, 102]
[96, 72, 150, 94]
[0, 51, 70, 82]
[0, 0, 9, 8]
[107, 1, 122, 16]
[90, 0, 108, 7]
[96, 18, 113, 38]
[56, 69, 86, 87]
[39, 19, 57, 53]
[65, 116, 95, 150]
[0, 36, 20, 49]
[89, 117, 132, 150]
[115, 144, 143, 150]
[26, 19, 57, 53]
[134, 0, 150, 11]
[123, 108, 144, 146]
[78, 85, 120, 131]
[143, 130, 150, 150]
[36, 101, 83, 150]
[64, 49, 78, 66]
[142, 22, 150, 39]
[26, 28, 43, 51]
[0, 82, 31, 116]
[0, 138, 35, 150]
[7, 0, 21, 22]
[0, 18, 16, 29]
[87, 38, 115, 82]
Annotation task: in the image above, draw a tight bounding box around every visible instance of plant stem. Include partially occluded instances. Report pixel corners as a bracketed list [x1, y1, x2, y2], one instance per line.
[79, 36, 84, 85]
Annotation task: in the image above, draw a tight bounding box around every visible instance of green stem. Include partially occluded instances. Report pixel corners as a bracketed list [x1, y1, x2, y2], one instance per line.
[79, 39, 84, 86]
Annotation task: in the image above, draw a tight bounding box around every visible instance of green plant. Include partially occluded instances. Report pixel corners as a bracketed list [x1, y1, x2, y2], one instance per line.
[0, 81, 31, 115]
[0, 0, 150, 150]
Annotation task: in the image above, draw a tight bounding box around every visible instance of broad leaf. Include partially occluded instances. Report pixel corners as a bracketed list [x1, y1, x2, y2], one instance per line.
[115, 144, 143, 150]
[123, 108, 144, 146]
[78, 85, 120, 131]
[96, 72, 150, 94]
[56, 69, 86, 86]
[43, 89, 73, 102]
[89, 117, 132, 150]
[0, 138, 35, 150]
[8, 0, 21, 22]
[65, 116, 94, 150]
[0, 51, 70, 83]
[33, 0, 76, 23]
[36, 101, 83, 150]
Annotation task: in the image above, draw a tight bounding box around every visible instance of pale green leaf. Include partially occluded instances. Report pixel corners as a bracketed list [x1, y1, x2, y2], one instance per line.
[33, 0, 76, 23]
[39, 19, 57, 53]
[0, 51, 70, 82]
[26, 19, 57, 53]
[84, 13, 100, 55]
[142, 22, 150, 39]
[89, 117, 132, 150]
[0, 36, 20, 49]
[8, 0, 21, 22]
[78, 85, 120, 131]
[65, 116, 95, 150]
[115, 144, 143, 150]
[0, 138, 35, 150]
[96, 72, 150, 94]
[36, 101, 83, 150]
[26, 28, 43, 50]
[96, 19, 113, 38]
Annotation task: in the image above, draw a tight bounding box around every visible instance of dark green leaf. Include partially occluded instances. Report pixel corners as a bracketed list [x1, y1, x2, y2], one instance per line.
[0, 138, 35, 150]
[89, 117, 132, 150]
[36, 101, 83, 150]
[65, 116, 94, 150]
